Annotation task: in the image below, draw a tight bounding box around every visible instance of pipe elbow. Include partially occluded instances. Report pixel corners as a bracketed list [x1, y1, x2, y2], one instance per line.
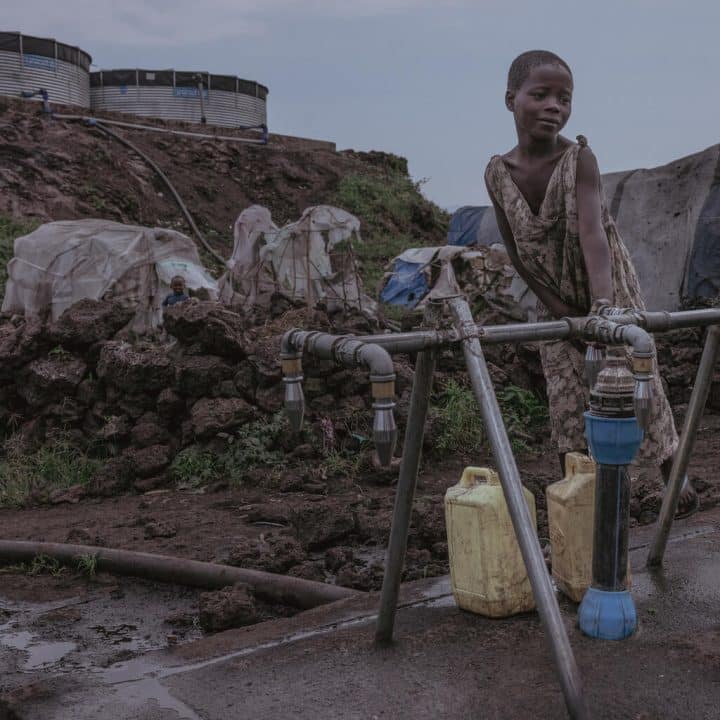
[280, 328, 303, 357]
[356, 342, 395, 379]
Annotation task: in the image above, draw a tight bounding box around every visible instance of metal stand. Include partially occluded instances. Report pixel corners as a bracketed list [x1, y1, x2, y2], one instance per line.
[376, 307, 439, 645]
[647, 324, 720, 567]
[449, 298, 588, 720]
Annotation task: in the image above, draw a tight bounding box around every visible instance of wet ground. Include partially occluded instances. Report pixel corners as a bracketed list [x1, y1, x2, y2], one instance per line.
[1, 510, 719, 719]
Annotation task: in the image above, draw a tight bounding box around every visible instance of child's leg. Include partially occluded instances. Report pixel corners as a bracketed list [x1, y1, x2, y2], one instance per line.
[660, 456, 699, 519]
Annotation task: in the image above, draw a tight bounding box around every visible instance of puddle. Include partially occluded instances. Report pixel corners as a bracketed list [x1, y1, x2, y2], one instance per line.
[0, 628, 76, 669]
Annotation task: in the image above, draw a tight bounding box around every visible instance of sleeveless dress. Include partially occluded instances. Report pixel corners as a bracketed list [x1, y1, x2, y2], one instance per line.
[484, 137, 678, 463]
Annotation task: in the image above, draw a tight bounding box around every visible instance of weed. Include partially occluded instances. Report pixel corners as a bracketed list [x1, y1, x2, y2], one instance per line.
[169, 445, 219, 489]
[431, 381, 549, 457]
[29, 554, 65, 577]
[498, 386, 549, 453]
[0, 215, 39, 298]
[216, 413, 287, 484]
[433, 379, 485, 455]
[76, 554, 98, 578]
[0, 432, 102, 507]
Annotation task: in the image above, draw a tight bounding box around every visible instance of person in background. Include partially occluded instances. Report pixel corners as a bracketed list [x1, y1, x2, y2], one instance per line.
[162, 275, 190, 307]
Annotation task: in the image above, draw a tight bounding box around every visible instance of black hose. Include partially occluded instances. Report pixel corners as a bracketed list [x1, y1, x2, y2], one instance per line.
[0, 540, 359, 610]
[91, 121, 226, 266]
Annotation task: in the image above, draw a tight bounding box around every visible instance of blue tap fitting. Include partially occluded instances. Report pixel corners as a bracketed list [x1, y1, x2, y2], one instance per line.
[579, 350, 643, 640]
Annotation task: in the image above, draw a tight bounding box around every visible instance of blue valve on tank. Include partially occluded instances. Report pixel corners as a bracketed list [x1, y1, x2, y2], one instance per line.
[579, 347, 644, 640]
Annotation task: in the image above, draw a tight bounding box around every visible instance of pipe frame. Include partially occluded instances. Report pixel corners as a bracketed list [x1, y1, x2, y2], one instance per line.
[647, 323, 720, 567]
[375, 304, 441, 645]
[449, 297, 588, 720]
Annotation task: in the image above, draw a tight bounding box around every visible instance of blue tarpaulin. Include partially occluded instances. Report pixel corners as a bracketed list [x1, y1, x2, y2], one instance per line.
[379, 258, 429, 308]
[447, 206, 488, 246]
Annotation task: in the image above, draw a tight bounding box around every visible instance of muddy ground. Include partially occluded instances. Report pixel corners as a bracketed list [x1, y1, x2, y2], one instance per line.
[0, 408, 718, 717]
[1, 404, 718, 598]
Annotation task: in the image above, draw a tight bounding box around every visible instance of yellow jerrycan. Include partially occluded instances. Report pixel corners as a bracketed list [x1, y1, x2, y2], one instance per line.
[547, 452, 631, 602]
[444, 467, 536, 618]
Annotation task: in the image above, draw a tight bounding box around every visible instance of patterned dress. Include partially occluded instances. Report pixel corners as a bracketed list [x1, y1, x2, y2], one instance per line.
[484, 137, 678, 463]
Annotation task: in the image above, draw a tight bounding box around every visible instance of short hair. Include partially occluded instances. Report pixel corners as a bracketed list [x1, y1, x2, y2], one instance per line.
[507, 50, 572, 92]
[171, 275, 185, 284]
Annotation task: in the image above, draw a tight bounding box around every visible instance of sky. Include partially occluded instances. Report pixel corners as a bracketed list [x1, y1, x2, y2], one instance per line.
[5, 1, 720, 210]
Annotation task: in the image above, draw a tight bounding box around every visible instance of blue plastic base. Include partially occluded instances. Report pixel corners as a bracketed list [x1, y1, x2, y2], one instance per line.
[584, 412, 644, 465]
[578, 587, 637, 640]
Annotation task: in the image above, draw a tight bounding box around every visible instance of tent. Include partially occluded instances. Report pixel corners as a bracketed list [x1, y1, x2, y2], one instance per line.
[218, 204, 376, 315]
[379, 244, 537, 322]
[1, 219, 218, 332]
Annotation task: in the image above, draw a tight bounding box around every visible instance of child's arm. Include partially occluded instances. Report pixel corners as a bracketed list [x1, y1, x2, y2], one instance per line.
[576, 147, 613, 303]
[485, 181, 580, 317]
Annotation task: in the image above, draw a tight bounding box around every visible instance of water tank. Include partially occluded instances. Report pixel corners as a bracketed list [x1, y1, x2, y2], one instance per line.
[90, 69, 268, 129]
[0, 31, 91, 107]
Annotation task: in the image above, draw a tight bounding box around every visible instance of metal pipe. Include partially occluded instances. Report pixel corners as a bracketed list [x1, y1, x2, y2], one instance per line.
[375, 343, 438, 644]
[89, 121, 226, 265]
[647, 324, 720, 567]
[287, 309, 720, 360]
[53, 113, 267, 144]
[449, 297, 588, 720]
[0, 540, 359, 610]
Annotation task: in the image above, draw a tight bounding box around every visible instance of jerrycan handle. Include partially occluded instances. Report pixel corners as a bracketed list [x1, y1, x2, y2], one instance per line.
[564, 452, 596, 479]
[459, 467, 499, 488]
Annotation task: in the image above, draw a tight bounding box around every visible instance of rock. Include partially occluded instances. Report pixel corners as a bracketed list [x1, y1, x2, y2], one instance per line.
[325, 547, 354, 571]
[97, 342, 174, 394]
[198, 583, 257, 632]
[123, 444, 171, 478]
[227, 534, 306, 573]
[156, 388, 185, 421]
[0, 316, 48, 381]
[290, 502, 356, 549]
[96, 414, 131, 441]
[190, 397, 254, 439]
[233, 364, 256, 401]
[254, 385, 284, 413]
[176, 355, 235, 398]
[133, 476, 169, 493]
[131, 422, 169, 448]
[48, 484, 87, 505]
[18, 356, 87, 406]
[144, 520, 176, 539]
[336, 562, 384, 591]
[164, 302, 248, 360]
[287, 561, 326, 583]
[65, 527, 105, 546]
[76, 377, 100, 406]
[89, 456, 135, 496]
[49, 299, 134, 347]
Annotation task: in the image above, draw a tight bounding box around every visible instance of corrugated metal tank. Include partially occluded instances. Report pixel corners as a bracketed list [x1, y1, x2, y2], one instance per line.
[90, 69, 268, 128]
[0, 31, 91, 107]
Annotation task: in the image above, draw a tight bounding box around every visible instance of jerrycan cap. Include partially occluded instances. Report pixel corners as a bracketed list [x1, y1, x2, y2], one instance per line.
[460, 467, 500, 489]
[564, 452, 596, 479]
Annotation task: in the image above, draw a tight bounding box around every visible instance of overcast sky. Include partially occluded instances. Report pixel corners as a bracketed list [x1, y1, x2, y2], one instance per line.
[6, 1, 720, 209]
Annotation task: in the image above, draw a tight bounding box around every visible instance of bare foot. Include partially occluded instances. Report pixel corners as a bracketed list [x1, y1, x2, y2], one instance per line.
[660, 458, 700, 519]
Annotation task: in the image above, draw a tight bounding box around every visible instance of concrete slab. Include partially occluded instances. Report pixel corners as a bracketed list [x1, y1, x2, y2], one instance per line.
[9, 510, 720, 719]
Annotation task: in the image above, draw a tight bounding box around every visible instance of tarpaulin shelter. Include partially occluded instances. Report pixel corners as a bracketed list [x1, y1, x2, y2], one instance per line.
[218, 204, 376, 315]
[1, 219, 218, 332]
[379, 244, 537, 322]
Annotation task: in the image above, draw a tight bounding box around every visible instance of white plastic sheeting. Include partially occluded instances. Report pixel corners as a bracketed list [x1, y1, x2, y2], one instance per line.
[2, 219, 218, 332]
[218, 205, 376, 315]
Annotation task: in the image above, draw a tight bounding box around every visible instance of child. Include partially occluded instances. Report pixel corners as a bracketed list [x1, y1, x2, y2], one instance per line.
[162, 275, 190, 307]
[484, 50, 698, 518]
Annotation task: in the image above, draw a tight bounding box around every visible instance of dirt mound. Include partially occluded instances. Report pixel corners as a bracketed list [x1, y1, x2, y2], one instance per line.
[0, 97, 448, 267]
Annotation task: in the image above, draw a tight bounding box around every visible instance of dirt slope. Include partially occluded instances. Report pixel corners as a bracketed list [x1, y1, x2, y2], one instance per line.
[0, 96, 447, 263]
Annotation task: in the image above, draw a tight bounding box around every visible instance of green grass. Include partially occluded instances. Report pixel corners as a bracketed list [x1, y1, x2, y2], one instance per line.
[76, 553, 98, 578]
[432, 381, 549, 456]
[0, 432, 102, 507]
[0, 215, 39, 299]
[331, 173, 448, 295]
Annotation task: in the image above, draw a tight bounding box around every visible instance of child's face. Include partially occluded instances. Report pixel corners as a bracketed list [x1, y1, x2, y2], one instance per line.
[506, 64, 573, 141]
[171, 279, 185, 294]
